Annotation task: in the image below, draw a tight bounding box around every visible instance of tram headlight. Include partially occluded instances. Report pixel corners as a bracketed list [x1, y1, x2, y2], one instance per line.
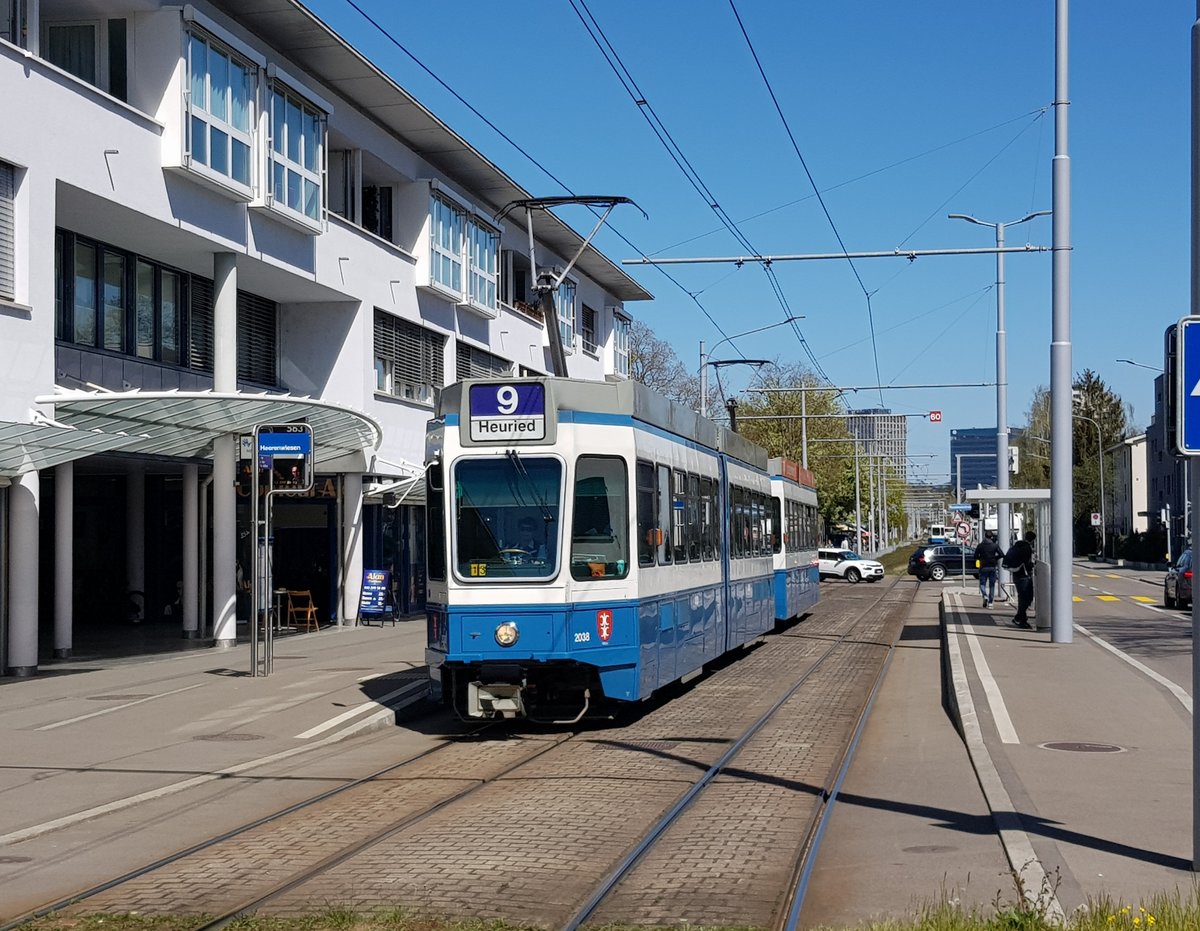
[494, 621, 519, 647]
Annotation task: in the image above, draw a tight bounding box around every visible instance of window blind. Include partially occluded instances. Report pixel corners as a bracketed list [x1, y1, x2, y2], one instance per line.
[374, 309, 444, 397]
[456, 340, 511, 380]
[0, 162, 14, 300]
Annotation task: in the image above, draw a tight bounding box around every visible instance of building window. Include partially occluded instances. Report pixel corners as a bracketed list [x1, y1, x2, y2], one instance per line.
[187, 30, 254, 189]
[363, 185, 393, 241]
[45, 21, 97, 84]
[102, 250, 125, 352]
[374, 309, 444, 404]
[456, 341, 511, 380]
[466, 218, 498, 312]
[555, 278, 576, 351]
[0, 161, 14, 301]
[135, 262, 181, 364]
[269, 84, 324, 222]
[614, 313, 631, 376]
[430, 195, 463, 294]
[580, 305, 597, 355]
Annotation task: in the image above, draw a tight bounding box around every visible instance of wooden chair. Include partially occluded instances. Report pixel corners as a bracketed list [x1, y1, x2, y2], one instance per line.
[286, 590, 319, 632]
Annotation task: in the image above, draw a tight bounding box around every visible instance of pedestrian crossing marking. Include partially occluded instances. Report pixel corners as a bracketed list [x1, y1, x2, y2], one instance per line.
[1073, 596, 1084, 602]
[1096, 595, 1120, 602]
[1132, 596, 1156, 603]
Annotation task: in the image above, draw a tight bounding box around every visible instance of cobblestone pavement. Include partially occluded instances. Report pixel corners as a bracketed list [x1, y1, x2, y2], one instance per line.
[55, 581, 906, 926]
[265, 581, 907, 926]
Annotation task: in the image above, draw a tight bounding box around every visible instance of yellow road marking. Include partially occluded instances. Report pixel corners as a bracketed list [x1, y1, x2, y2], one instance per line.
[1072, 596, 1083, 602]
[1105, 574, 1121, 579]
[1132, 596, 1156, 603]
[1096, 595, 1120, 602]
[1085, 573, 1100, 578]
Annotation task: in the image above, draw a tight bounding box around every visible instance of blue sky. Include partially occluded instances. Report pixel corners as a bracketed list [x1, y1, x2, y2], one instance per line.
[299, 1, 1190, 484]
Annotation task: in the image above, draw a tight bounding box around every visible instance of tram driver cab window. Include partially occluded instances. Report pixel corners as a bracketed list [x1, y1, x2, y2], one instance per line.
[454, 456, 560, 580]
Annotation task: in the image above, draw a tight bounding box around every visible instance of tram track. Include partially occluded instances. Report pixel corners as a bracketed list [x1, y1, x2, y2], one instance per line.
[0, 718, 576, 929]
[563, 577, 914, 931]
[4, 580, 912, 929]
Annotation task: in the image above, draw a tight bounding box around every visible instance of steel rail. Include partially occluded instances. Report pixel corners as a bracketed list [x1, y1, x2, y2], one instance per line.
[0, 714, 499, 931]
[559, 579, 913, 931]
[775, 588, 909, 931]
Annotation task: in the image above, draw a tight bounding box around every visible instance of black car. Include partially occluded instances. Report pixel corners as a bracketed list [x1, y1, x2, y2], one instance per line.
[1165, 548, 1192, 609]
[907, 543, 979, 581]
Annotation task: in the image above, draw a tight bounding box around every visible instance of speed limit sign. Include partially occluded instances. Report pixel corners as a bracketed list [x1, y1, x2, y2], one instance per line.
[956, 521, 972, 540]
[929, 410, 942, 422]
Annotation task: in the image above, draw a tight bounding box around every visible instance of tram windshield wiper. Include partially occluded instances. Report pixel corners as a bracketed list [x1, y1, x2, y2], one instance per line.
[506, 450, 555, 525]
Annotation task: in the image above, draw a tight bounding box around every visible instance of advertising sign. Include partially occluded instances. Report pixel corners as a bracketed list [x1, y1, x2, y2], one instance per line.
[359, 569, 391, 615]
[469, 383, 546, 442]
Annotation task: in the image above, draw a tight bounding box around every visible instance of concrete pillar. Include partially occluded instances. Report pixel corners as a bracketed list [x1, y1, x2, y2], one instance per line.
[212, 440, 237, 646]
[8, 471, 39, 675]
[341, 472, 363, 627]
[182, 464, 200, 638]
[212, 252, 238, 647]
[126, 465, 145, 623]
[54, 462, 73, 658]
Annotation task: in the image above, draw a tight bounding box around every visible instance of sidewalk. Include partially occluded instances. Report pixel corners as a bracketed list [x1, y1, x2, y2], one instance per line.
[941, 585, 1196, 916]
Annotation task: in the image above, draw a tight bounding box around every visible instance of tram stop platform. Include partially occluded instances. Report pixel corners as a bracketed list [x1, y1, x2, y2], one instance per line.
[804, 578, 1196, 928]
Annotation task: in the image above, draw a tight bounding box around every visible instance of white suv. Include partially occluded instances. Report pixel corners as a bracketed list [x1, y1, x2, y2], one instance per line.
[817, 548, 885, 584]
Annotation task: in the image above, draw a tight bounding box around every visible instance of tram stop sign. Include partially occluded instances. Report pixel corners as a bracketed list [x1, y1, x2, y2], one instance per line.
[256, 423, 314, 494]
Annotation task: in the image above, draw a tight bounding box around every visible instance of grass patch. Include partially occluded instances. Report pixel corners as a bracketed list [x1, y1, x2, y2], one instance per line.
[879, 541, 918, 577]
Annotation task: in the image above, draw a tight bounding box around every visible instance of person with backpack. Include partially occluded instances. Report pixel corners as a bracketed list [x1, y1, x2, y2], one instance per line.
[1004, 530, 1037, 629]
[975, 530, 1004, 607]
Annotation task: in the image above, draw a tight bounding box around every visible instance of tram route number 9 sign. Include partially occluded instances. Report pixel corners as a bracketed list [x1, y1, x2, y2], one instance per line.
[469, 383, 546, 442]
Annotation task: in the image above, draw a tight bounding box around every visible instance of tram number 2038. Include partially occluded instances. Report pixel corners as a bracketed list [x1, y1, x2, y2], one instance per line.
[573, 631, 591, 643]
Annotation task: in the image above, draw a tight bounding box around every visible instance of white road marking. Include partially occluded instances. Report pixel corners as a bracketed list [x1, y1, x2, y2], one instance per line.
[1075, 624, 1192, 714]
[36, 684, 204, 731]
[294, 680, 426, 739]
[0, 693, 421, 847]
[945, 594, 1063, 922]
[960, 617, 1020, 744]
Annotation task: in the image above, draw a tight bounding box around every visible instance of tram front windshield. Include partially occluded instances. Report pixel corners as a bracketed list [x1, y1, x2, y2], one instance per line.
[455, 456, 561, 579]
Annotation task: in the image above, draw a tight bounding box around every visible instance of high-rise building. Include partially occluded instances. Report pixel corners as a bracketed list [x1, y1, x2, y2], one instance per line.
[949, 427, 1025, 497]
[848, 408, 907, 481]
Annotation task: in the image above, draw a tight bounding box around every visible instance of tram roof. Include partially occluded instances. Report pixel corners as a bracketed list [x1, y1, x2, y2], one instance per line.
[441, 378, 768, 470]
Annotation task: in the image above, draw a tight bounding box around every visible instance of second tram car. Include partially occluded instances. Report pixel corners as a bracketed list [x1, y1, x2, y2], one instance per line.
[769, 457, 821, 621]
[424, 377, 820, 721]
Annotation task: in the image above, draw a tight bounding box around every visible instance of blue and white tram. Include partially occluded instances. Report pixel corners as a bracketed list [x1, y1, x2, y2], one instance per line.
[769, 457, 821, 622]
[423, 377, 793, 721]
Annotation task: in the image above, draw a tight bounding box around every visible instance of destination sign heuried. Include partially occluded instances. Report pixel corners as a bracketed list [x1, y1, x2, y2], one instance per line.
[469, 383, 546, 442]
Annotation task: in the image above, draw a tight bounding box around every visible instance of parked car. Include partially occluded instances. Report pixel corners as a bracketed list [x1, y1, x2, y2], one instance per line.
[817, 548, 885, 583]
[907, 544, 979, 581]
[1165, 548, 1192, 609]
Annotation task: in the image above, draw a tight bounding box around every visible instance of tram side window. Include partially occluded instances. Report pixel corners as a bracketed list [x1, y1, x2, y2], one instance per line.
[752, 493, 766, 556]
[687, 473, 701, 561]
[728, 486, 739, 559]
[636, 460, 655, 568]
[771, 496, 782, 554]
[570, 456, 629, 580]
[672, 469, 688, 563]
[699, 476, 716, 560]
[656, 463, 673, 565]
[427, 464, 446, 580]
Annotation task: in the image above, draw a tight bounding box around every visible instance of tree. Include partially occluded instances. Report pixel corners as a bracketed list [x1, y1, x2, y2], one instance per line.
[628, 319, 702, 409]
[735, 364, 869, 531]
[1013, 370, 1132, 554]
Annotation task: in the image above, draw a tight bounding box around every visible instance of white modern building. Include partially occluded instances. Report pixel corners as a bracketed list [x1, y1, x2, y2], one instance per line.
[1110, 433, 1148, 536]
[0, 0, 650, 674]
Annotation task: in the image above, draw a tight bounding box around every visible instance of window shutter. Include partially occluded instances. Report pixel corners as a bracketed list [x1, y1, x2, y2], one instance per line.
[189, 276, 214, 372]
[237, 291, 278, 386]
[374, 309, 444, 399]
[0, 162, 14, 300]
[456, 340, 511, 380]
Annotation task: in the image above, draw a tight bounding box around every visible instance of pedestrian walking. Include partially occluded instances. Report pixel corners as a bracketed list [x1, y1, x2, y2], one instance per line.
[1005, 530, 1037, 629]
[975, 530, 1004, 607]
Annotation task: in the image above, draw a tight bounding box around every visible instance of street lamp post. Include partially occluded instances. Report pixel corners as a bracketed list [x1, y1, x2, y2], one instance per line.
[949, 209, 1051, 566]
[1073, 411, 1106, 558]
[699, 316, 803, 417]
